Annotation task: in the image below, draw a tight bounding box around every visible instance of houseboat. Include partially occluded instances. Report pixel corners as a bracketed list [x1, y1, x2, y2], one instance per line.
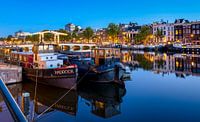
[63, 48, 125, 84]
[10, 44, 78, 89]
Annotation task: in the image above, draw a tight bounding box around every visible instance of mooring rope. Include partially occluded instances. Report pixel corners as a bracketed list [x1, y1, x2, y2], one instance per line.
[35, 69, 90, 121]
[32, 69, 38, 121]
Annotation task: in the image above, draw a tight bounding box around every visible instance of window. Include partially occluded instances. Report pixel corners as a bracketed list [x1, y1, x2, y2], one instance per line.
[192, 25, 196, 29]
[196, 25, 200, 29]
[50, 64, 53, 67]
[193, 30, 196, 34]
[197, 30, 200, 34]
[179, 30, 182, 34]
[57, 63, 60, 67]
[50, 57, 53, 59]
[46, 57, 48, 59]
[175, 30, 179, 35]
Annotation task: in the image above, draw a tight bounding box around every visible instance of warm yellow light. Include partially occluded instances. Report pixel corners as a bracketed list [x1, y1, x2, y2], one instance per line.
[191, 62, 194, 66]
[163, 53, 167, 60]
[176, 61, 179, 67]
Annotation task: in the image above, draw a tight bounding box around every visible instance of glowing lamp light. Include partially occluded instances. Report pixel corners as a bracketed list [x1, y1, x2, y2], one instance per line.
[191, 62, 194, 66]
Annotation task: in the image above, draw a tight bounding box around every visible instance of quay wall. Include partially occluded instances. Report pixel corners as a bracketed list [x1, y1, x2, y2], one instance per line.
[0, 63, 22, 84]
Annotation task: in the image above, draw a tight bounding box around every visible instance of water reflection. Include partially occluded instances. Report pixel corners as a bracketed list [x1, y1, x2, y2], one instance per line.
[22, 82, 78, 117]
[1, 81, 126, 121]
[0, 84, 22, 122]
[122, 51, 200, 77]
[78, 82, 126, 118]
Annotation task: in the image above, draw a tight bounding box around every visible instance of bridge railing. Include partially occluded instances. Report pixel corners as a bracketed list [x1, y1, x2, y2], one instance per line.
[0, 78, 27, 122]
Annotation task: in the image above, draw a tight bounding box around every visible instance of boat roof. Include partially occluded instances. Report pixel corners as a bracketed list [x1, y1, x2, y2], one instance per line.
[12, 51, 33, 55]
[92, 48, 120, 50]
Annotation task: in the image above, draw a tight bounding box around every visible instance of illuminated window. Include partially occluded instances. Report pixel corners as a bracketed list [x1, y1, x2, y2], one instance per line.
[176, 30, 179, 35]
[179, 30, 182, 34]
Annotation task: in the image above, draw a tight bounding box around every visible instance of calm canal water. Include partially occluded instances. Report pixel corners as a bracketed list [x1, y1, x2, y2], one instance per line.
[1, 51, 200, 122]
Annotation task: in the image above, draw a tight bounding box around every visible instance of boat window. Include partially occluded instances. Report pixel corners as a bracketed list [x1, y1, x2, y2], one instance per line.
[99, 50, 104, 57]
[39, 46, 43, 51]
[50, 57, 53, 59]
[46, 57, 48, 59]
[106, 50, 111, 57]
[50, 64, 53, 67]
[49, 45, 54, 51]
[44, 45, 48, 50]
[57, 63, 60, 67]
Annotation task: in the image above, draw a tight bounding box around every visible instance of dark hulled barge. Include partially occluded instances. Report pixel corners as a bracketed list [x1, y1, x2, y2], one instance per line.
[10, 44, 78, 89]
[63, 48, 125, 84]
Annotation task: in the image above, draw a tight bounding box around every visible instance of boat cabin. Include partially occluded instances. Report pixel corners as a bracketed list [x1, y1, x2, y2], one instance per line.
[32, 44, 64, 69]
[92, 48, 121, 66]
[11, 51, 34, 68]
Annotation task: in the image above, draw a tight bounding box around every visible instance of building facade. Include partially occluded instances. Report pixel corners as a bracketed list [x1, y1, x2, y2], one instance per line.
[119, 23, 141, 44]
[153, 21, 174, 44]
[15, 31, 32, 39]
[65, 23, 76, 32]
[191, 21, 200, 45]
[174, 19, 190, 43]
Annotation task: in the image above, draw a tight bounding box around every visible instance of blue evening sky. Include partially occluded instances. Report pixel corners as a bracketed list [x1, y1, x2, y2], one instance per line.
[0, 0, 200, 37]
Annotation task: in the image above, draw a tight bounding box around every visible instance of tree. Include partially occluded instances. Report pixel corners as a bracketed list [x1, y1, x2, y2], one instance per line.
[56, 29, 68, 34]
[83, 27, 94, 43]
[7, 35, 13, 41]
[25, 35, 33, 42]
[56, 29, 71, 43]
[134, 26, 152, 45]
[106, 23, 120, 44]
[44, 33, 54, 43]
[25, 35, 40, 44]
[0, 38, 5, 41]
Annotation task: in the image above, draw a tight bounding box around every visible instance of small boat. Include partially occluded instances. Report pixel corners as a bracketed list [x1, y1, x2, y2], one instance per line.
[64, 48, 125, 84]
[121, 66, 131, 81]
[10, 43, 78, 89]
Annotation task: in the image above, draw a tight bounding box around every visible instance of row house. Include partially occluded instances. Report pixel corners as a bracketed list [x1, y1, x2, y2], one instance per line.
[191, 21, 200, 45]
[174, 19, 190, 43]
[119, 23, 141, 44]
[153, 21, 174, 44]
[174, 19, 200, 45]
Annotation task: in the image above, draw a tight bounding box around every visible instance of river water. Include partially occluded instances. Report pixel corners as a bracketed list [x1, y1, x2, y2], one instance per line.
[1, 51, 200, 122]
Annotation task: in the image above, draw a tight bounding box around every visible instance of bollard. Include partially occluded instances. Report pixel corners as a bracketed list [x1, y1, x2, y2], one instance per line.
[22, 92, 30, 117]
